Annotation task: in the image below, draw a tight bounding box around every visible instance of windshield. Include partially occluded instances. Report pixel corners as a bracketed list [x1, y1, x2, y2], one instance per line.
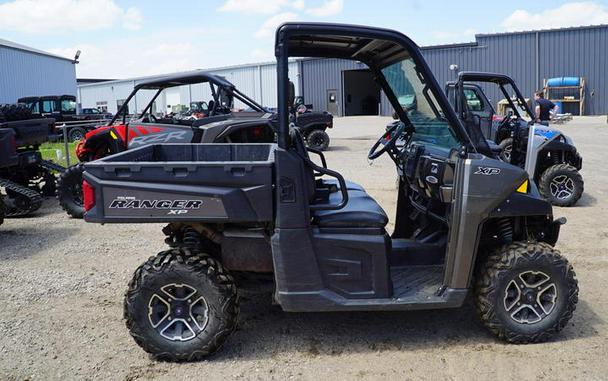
[382, 58, 459, 150]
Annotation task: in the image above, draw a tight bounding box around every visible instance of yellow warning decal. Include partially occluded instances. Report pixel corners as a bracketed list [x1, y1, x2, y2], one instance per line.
[516, 179, 529, 193]
[110, 131, 118, 140]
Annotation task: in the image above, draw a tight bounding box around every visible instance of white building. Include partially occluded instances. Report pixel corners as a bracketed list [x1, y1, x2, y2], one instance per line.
[77, 61, 301, 115]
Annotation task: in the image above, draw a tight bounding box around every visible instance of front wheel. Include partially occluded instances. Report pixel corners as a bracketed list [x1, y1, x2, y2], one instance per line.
[538, 164, 584, 207]
[0, 195, 4, 226]
[306, 129, 330, 151]
[124, 249, 239, 361]
[56, 164, 84, 218]
[497, 138, 513, 163]
[475, 242, 578, 343]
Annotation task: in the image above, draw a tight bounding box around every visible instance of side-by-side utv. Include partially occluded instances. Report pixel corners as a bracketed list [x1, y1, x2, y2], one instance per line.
[82, 23, 578, 361]
[446, 72, 584, 206]
[57, 71, 333, 218]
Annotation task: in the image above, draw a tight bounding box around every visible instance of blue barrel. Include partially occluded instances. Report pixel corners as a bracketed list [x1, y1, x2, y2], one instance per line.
[547, 77, 580, 87]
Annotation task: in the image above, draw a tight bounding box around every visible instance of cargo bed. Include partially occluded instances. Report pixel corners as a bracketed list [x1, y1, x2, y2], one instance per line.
[0, 118, 55, 146]
[83, 143, 277, 223]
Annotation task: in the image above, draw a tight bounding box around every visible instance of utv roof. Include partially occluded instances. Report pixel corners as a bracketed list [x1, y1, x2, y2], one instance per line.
[458, 71, 516, 85]
[277, 22, 413, 68]
[134, 70, 235, 90]
[18, 95, 76, 101]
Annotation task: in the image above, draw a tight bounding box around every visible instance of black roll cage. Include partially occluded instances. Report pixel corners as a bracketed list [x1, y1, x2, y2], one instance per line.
[274, 22, 475, 150]
[108, 70, 269, 126]
[456, 71, 536, 120]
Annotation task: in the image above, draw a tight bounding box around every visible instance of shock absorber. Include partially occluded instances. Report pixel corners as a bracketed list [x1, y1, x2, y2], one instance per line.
[497, 218, 513, 243]
[181, 226, 202, 253]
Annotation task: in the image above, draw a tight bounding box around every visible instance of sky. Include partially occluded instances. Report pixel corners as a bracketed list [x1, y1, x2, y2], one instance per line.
[1, 0, 607, 79]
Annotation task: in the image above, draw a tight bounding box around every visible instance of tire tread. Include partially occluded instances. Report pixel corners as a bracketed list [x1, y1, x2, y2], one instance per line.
[124, 249, 239, 361]
[475, 241, 578, 343]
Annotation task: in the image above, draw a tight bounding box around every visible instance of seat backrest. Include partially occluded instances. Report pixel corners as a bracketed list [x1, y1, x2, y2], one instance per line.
[288, 128, 316, 203]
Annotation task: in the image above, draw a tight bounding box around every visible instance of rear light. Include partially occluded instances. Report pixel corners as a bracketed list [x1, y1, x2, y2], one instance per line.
[83, 180, 95, 212]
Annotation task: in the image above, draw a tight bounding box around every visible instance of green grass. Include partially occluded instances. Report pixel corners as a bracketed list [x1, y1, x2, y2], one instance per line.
[40, 142, 78, 167]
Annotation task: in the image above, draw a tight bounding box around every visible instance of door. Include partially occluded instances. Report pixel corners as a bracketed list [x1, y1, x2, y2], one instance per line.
[326, 89, 338, 116]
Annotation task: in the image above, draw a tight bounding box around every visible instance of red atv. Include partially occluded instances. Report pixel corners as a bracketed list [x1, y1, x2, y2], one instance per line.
[57, 71, 275, 218]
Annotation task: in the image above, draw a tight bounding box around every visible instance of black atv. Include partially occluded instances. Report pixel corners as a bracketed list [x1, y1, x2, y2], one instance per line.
[82, 23, 578, 361]
[0, 104, 60, 217]
[446, 72, 583, 206]
[291, 95, 333, 151]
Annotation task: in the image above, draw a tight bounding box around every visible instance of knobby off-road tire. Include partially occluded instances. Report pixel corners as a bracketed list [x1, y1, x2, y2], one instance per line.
[539, 164, 584, 207]
[0, 104, 33, 121]
[0, 195, 5, 226]
[124, 249, 239, 361]
[306, 129, 330, 151]
[475, 241, 578, 343]
[56, 164, 84, 218]
[497, 138, 513, 163]
[68, 127, 87, 142]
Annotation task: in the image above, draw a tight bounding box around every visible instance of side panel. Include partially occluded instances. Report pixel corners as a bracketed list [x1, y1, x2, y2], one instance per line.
[312, 231, 391, 299]
[127, 124, 194, 148]
[444, 154, 529, 289]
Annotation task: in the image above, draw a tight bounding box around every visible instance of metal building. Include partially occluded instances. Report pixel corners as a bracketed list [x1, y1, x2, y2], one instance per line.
[300, 24, 608, 116]
[78, 24, 607, 117]
[0, 38, 77, 104]
[78, 61, 300, 115]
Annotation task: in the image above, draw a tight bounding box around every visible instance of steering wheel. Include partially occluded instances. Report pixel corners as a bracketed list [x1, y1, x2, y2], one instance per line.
[368, 122, 406, 160]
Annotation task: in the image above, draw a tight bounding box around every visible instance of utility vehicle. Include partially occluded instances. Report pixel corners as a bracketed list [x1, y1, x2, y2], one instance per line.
[57, 71, 333, 218]
[446, 72, 583, 206]
[82, 23, 578, 361]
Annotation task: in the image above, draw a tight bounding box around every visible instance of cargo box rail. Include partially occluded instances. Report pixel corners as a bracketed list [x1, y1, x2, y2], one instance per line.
[83, 143, 277, 223]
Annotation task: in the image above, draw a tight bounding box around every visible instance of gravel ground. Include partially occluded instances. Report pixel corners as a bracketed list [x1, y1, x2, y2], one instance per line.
[0, 116, 606, 381]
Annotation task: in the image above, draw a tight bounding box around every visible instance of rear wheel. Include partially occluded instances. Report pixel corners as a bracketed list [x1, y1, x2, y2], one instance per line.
[124, 249, 239, 361]
[306, 129, 330, 151]
[538, 164, 584, 207]
[475, 241, 578, 343]
[56, 164, 84, 218]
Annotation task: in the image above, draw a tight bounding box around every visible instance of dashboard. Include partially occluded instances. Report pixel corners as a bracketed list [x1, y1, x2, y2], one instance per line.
[401, 141, 456, 204]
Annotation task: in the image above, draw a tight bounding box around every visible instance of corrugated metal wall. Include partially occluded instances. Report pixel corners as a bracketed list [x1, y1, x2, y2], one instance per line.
[300, 25, 608, 116]
[0, 46, 77, 103]
[300, 58, 366, 116]
[77, 25, 608, 116]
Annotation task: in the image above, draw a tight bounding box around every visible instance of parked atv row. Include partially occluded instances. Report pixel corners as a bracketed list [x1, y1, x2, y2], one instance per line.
[80, 22, 579, 361]
[56, 72, 333, 218]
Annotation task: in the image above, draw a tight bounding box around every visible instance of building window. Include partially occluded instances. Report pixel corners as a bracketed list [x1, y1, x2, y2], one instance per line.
[96, 101, 108, 113]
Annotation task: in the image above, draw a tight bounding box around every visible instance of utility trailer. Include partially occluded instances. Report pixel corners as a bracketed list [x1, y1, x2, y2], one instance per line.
[83, 22, 578, 361]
